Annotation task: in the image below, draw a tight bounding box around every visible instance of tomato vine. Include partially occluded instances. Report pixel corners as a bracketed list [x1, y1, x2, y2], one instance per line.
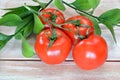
[0, 0, 120, 58]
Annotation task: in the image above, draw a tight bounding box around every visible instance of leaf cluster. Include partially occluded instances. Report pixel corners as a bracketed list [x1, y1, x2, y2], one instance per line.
[0, 0, 47, 57]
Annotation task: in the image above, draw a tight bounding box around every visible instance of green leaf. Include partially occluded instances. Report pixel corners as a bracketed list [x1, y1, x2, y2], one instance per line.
[23, 21, 34, 38]
[0, 14, 22, 26]
[33, 13, 44, 34]
[88, 17, 101, 35]
[32, 0, 47, 8]
[21, 34, 35, 58]
[3, 6, 41, 18]
[3, 6, 40, 11]
[4, 11, 32, 19]
[99, 9, 120, 25]
[38, 2, 47, 8]
[92, 19, 101, 35]
[98, 8, 120, 43]
[3, 6, 29, 18]
[116, 24, 120, 27]
[54, 0, 66, 11]
[101, 21, 116, 43]
[15, 15, 33, 39]
[71, 0, 91, 10]
[0, 33, 13, 49]
[88, 0, 100, 9]
[71, 0, 100, 12]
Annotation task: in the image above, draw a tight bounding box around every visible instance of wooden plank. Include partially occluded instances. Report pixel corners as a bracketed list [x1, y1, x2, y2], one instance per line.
[0, 61, 120, 80]
[0, 0, 120, 60]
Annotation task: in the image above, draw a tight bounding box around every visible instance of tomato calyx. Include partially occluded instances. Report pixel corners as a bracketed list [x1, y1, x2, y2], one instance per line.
[65, 19, 91, 40]
[42, 10, 58, 23]
[50, 10, 58, 22]
[50, 14, 57, 22]
[66, 20, 81, 26]
[73, 20, 81, 26]
[66, 20, 91, 28]
[47, 29, 57, 49]
[44, 12, 57, 22]
[77, 35, 86, 40]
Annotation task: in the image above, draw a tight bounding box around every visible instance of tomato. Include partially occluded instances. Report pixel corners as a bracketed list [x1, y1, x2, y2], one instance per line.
[63, 15, 94, 45]
[34, 28, 72, 64]
[39, 8, 65, 28]
[72, 35, 108, 70]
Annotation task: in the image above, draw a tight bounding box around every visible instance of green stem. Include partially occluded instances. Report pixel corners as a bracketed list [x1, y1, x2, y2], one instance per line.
[24, 0, 53, 14]
[47, 29, 57, 49]
[63, 1, 99, 20]
[23, 4, 39, 15]
[32, 0, 53, 11]
[14, 19, 32, 36]
[45, 0, 53, 8]
[40, 0, 53, 11]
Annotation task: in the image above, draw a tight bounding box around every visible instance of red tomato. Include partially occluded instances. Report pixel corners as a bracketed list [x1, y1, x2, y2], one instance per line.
[39, 8, 65, 28]
[34, 28, 72, 64]
[72, 35, 108, 70]
[63, 15, 94, 45]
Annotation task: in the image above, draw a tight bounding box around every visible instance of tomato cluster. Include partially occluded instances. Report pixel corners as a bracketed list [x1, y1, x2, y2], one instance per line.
[34, 8, 108, 70]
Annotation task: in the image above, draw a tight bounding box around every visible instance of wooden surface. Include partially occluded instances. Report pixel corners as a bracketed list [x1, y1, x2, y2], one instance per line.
[0, 61, 120, 80]
[0, 0, 120, 80]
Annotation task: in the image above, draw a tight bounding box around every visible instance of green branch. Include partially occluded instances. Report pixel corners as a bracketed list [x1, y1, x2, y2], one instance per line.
[63, 1, 99, 20]
[40, 0, 53, 11]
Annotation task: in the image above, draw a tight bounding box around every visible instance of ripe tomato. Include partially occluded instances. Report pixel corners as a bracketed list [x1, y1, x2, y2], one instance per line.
[39, 8, 65, 28]
[63, 15, 94, 45]
[72, 35, 108, 70]
[34, 28, 72, 64]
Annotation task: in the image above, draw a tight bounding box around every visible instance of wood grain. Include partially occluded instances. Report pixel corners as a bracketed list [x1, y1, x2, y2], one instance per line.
[0, 0, 120, 60]
[0, 61, 120, 80]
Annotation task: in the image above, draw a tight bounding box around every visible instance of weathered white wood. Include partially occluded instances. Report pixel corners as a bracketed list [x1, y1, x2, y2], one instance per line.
[0, 0, 120, 60]
[0, 61, 120, 80]
[0, 1, 120, 79]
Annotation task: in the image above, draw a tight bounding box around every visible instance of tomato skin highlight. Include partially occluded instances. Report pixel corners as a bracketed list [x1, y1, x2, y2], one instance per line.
[72, 35, 108, 70]
[39, 8, 65, 28]
[63, 15, 94, 45]
[34, 28, 72, 64]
